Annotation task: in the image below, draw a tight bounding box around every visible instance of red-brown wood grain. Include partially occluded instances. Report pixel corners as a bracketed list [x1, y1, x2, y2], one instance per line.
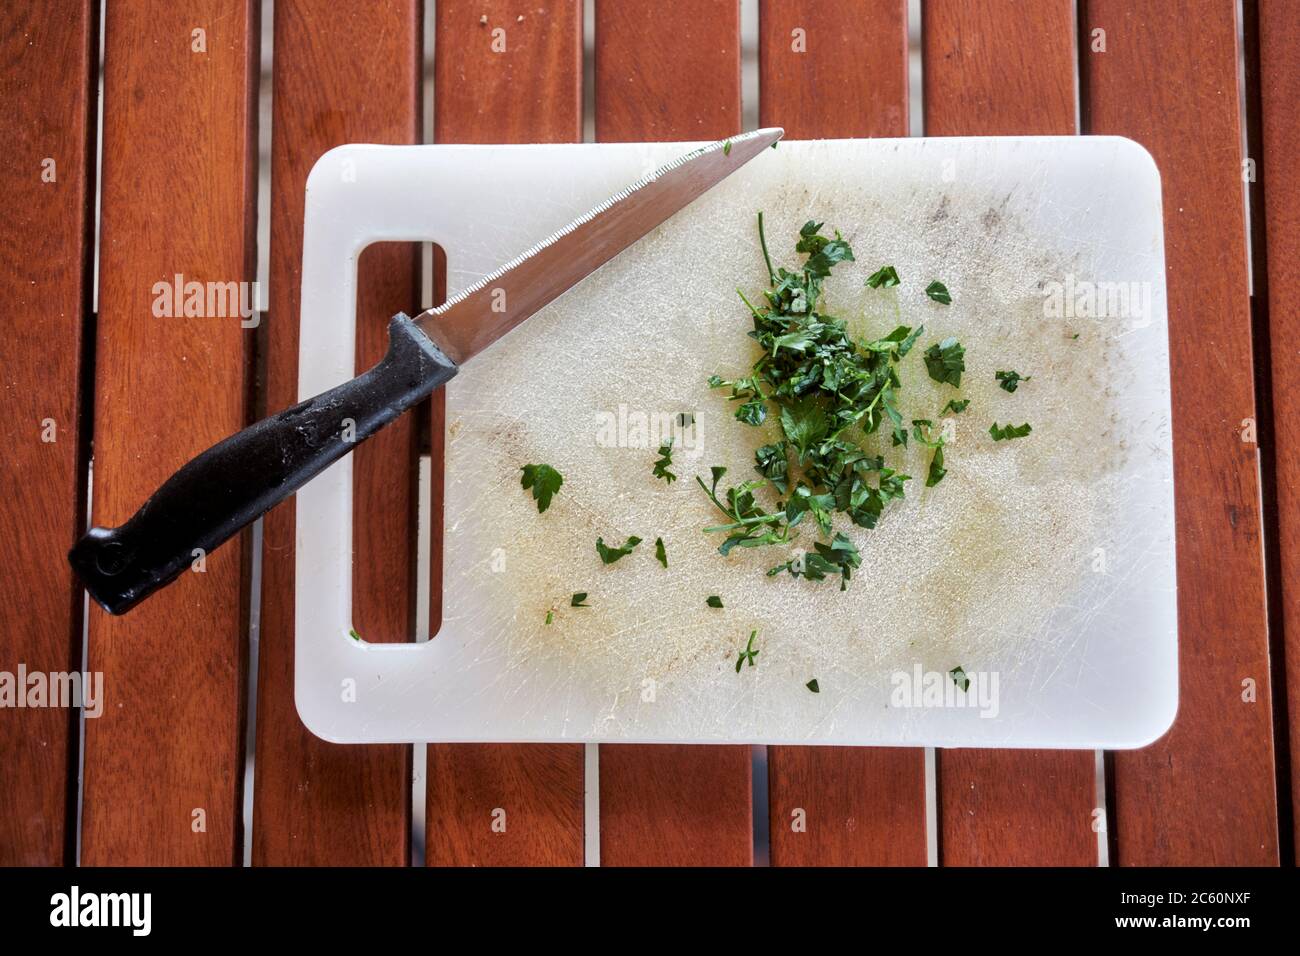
[426, 0, 585, 867]
[0, 0, 97, 866]
[252, 0, 421, 867]
[80, 0, 259, 865]
[924, 0, 1097, 867]
[594, 0, 752, 867]
[758, 0, 908, 138]
[426, 744, 585, 866]
[768, 748, 926, 866]
[760, 0, 924, 868]
[1257, 0, 1300, 862]
[1082, 0, 1279, 865]
[595, 0, 741, 141]
[923, 0, 1075, 137]
[599, 744, 752, 866]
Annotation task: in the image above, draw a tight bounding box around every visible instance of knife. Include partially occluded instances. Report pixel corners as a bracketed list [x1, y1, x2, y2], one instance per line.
[69, 127, 784, 615]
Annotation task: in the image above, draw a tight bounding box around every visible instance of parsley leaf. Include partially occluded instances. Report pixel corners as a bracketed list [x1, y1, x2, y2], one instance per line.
[545, 610, 553, 625]
[942, 398, 970, 414]
[924, 337, 965, 387]
[865, 265, 900, 288]
[654, 537, 668, 568]
[995, 370, 1031, 393]
[989, 422, 1032, 441]
[912, 420, 947, 487]
[769, 532, 862, 591]
[950, 666, 970, 692]
[735, 630, 760, 672]
[723, 140, 732, 156]
[806, 678, 820, 693]
[349, 627, 363, 642]
[520, 463, 563, 513]
[570, 592, 589, 607]
[652, 437, 677, 483]
[706, 595, 724, 608]
[925, 280, 952, 304]
[596, 535, 642, 564]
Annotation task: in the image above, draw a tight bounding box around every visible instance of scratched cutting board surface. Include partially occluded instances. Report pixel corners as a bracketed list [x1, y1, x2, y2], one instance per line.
[293, 137, 1176, 747]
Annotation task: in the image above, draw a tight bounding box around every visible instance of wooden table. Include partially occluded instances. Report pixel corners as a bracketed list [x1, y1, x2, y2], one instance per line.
[2, 0, 1295, 867]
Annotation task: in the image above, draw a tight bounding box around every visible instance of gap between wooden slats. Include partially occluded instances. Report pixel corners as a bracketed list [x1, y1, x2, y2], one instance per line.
[80, 0, 260, 866]
[757, 0, 927, 868]
[922, 0, 1099, 867]
[1082, 0, 1278, 866]
[0, 0, 98, 866]
[250, 0, 422, 867]
[424, 0, 586, 868]
[593, 0, 754, 867]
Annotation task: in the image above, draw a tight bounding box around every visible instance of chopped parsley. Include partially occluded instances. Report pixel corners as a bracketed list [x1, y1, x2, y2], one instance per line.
[768, 532, 862, 591]
[950, 666, 970, 692]
[652, 437, 677, 483]
[925, 280, 952, 304]
[806, 678, 820, 693]
[544, 610, 553, 625]
[995, 370, 1031, 393]
[735, 630, 760, 672]
[520, 463, 563, 513]
[989, 422, 1032, 441]
[570, 592, 589, 607]
[942, 398, 970, 414]
[596, 535, 642, 564]
[865, 265, 900, 288]
[911, 420, 947, 487]
[924, 337, 965, 387]
[706, 595, 724, 608]
[723, 140, 732, 156]
[349, 627, 363, 641]
[654, 537, 668, 568]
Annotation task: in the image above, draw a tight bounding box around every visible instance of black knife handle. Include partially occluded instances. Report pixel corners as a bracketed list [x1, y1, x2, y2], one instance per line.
[69, 312, 457, 615]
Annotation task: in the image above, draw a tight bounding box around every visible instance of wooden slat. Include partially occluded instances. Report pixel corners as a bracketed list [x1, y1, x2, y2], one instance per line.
[251, 0, 421, 867]
[594, 0, 751, 867]
[426, 0, 585, 867]
[758, 0, 908, 137]
[923, 0, 1097, 867]
[595, 0, 740, 140]
[923, 0, 1074, 137]
[426, 744, 585, 866]
[759, 0, 923, 867]
[768, 748, 926, 866]
[80, 0, 259, 865]
[0, 0, 97, 866]
[600, 745, 752, 866]
[1083, 0, 1279, 865]
[1256, 0, 1300, 862]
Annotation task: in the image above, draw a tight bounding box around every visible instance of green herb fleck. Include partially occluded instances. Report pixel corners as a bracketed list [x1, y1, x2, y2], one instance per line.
[735, 630, 760, 672]
[925, 280, 952, 304]
[723, 140, 732, 156]
[545, 610, 553, 625]
[865, 265, 900, 288]
[706, 595, 724, 608]
[570, 592, 589, 607]
[349, 627, 363, 642]
[912, 420, 947, 487]
[520, 463, 563, 513]
[942, 398, 970, 415]
[652, 437, 677, 483]
[806, 678, 820, 694]
[596, 535, 642, 564]
[654, 537, 668, 568]
[924, 337, 965, 387]
[989, 422, 1032, 441]
[950, 666, 970, 692]
[995, 369, 1031, 393]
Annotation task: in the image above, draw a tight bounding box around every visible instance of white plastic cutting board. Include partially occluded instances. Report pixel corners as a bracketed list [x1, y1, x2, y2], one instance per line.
[293, 137, 1176, 749]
